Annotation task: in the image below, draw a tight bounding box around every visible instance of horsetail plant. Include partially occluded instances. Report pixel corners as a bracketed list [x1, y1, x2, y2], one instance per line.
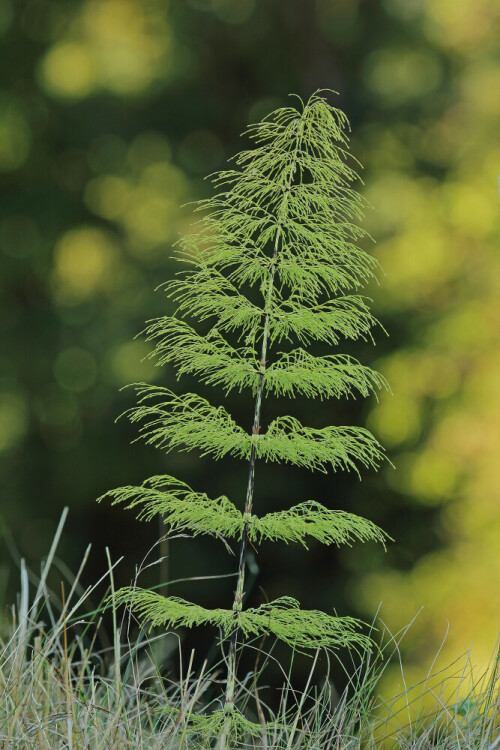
[99, 91, 392, 748]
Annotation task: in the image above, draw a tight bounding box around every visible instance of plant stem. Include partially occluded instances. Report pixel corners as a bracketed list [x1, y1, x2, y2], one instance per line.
[218, 115, 304, 749]
[218, 234, 280, 750]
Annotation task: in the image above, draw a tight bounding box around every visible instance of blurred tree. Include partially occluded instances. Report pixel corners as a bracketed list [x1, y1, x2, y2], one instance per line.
[354, 0, 500, 693]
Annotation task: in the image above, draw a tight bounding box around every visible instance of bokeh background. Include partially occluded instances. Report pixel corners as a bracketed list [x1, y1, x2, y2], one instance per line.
[1, 0, 499, 699]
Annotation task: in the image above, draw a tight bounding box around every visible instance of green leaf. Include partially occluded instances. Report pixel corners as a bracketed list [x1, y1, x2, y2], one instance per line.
[114, 589, 237, 631]
[187, 709, 264, 741]
[249, 501, 390, 549]
[267, 295, 383, 345]
[116, 589, 373, 652]
[124, 386, 387, 476]
[265, 349, 390, 400]
[165, 265, 263, 335]
[98, 474, 243, 538]
[144, 317, 259, 393]
[256, 415, 387, 475]
[241, 597, 373, 652]
[123, 384, 251, 460]
[100, 477, 390, 549]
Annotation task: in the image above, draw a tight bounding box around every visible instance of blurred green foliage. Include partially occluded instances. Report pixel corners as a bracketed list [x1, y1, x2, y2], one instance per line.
[1, 0, 499, 698]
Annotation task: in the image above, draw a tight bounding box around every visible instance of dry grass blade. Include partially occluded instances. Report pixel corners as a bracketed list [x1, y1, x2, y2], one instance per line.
[0, 541, 498, 749]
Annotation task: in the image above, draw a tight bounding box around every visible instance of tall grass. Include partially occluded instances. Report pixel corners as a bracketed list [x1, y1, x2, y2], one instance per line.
[1, 513, 498, 749]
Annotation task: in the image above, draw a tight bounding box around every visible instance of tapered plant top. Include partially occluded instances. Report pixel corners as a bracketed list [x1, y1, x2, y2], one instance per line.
[99, 91, 390, 745]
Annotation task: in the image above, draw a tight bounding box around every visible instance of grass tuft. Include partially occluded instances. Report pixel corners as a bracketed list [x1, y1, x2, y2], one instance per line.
[1, 520, 498, 749]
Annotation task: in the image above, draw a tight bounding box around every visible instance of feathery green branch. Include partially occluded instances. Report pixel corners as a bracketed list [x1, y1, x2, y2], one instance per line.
[100, 475, 389, 549]
[144, 317, 259, 393]
[248, 502, 390, 549]
[265, 349, 389, 400]
[98, 474, 242, 539]
[256, 417, 386, 475]
[116, 589, 373, 652]
[266, 294, 383, 345]
[124, 384, 386, 475]
[122, 384, 249, 460]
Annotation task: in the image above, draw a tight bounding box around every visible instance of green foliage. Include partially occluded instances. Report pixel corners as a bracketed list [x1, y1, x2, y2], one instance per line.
[100, 476, 390, 548]
[168, 262, 382, 345]
[254, 416, 385, 474]
[99, 474, 243, 539]
[124, 384, 386, 473]
[116, 589, 373, 651]
[102, 91, 391, 744]
[144, 317, 259, 394]
[144, 317, 390, 400]
[249, 501, 390, 549]
[123, 384, 248, 460]
[188, 709, 264, 743]
[265, 349, 390, 400]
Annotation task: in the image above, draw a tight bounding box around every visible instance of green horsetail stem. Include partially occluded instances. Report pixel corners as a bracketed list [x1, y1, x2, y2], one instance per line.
[99, 90, 391, 749]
